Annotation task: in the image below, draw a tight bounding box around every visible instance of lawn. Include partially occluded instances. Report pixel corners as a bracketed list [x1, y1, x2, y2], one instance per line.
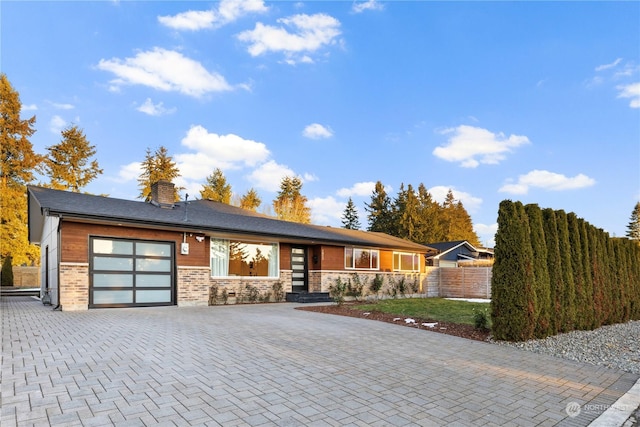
[354, 297, 491, 327]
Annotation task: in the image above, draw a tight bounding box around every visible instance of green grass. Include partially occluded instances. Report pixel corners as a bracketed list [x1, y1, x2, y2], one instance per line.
[355, 298, 491, 326]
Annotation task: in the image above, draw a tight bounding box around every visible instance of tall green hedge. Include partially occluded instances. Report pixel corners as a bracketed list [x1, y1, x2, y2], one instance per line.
[492, 200, 640, 341]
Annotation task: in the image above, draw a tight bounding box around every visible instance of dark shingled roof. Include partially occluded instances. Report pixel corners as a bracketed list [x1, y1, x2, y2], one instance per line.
[28, 186, 432, 252]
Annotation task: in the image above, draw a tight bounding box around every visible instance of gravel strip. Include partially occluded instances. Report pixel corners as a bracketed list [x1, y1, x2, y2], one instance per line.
[492, 320, 640, 374]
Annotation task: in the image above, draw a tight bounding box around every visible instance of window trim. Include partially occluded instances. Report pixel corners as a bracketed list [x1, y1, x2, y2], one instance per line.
[210, 238, 280, 279]
[344, 247, 380, 270]
[393, 251, 421, 272]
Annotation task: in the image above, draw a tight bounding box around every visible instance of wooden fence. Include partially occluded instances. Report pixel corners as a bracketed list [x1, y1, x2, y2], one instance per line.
[438, 267, 492, 299]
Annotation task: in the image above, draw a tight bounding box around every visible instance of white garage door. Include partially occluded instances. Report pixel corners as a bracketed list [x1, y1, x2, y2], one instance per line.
[89, 237, 175, 308]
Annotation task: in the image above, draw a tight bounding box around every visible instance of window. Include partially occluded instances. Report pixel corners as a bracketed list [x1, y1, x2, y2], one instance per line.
[345, 247, 379, 270]
[393, 252, 421, 272]
[210, 239, 278, 278]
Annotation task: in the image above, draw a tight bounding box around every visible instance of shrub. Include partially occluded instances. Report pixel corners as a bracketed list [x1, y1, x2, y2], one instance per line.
[272, 282, 284, 302]
[473, 307, 489, 331]
[329, 278, 348, 306]
[208, 284, 218, 305]
[245, 284, 259, 303]
[370, 274, 384, 296]
[221, 288, 229, 304]
[387, 277, 407, 298]
[1, 256, 13, 287]
[346, 273, 364, 301]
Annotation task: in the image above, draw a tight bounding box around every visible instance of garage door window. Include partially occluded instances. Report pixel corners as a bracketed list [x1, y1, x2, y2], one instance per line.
[90, 237, 174, 307]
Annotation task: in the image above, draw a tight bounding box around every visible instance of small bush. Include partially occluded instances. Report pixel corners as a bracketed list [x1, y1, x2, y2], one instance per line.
[272, 282, 284, 302]
[221, 288, 229, 304]
[1, 256, 13, 287]
[370, 274, 384, 296]
[208, 284, 219, 305]
[388, 277, 407, 298]
[245, 284, 259, 303]
[329, 278, 348, 306]
[346, 273, 364, 301]
[474, 307, 489, 331]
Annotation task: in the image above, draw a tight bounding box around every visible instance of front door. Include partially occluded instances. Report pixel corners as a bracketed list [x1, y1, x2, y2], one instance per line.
[291, 246, 308, 292]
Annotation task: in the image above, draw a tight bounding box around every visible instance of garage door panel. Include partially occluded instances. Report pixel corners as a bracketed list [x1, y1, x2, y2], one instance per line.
[93, 290, 133, 304]
[94, 257, 133, 271]
[136, 275, 171, 287]
[136, 290, 172, 303]
[93, 273, 133, 287]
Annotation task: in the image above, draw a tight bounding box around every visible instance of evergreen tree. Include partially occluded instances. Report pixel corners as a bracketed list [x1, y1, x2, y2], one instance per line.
[200, 168, 232, 203]
[137, 146, 181, 202]
[438, 189, 480, 245]
[273, 176, 311, 223]
[416, 183, 443, 244]
[341, 197, 361, 230]
[366, 181, 395, 234]
[542, 208, 563, 335]
[396, 184, 421, 241]
[577, 218, 595, 328]
[0, 73, 43, 265]
[44, 125, 103, 192]
[525, 204, 551, 338]
[555, 210, 576, 332]
[1, 255, 14, 287]
[239, 188, 261, 212]
[491, 200, 536, 341]
[588, 224, 605, 327]
[567, 213, 590, 330]
[626, 202, 640, 241]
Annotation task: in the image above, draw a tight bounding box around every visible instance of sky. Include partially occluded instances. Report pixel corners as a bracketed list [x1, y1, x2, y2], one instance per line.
[2, 0, 639, 247]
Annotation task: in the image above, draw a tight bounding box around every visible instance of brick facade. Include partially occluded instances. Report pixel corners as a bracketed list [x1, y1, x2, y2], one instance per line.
[59, 263, 89, 311]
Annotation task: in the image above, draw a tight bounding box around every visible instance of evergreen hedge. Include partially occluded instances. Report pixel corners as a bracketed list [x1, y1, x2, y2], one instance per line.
[491, 200, 640, 341]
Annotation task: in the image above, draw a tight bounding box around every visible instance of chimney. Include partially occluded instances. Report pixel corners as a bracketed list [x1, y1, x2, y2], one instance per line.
[150, 180, 175, 208]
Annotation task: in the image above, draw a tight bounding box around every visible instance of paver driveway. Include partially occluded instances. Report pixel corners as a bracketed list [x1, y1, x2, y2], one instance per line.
[1, 297, 638, 426]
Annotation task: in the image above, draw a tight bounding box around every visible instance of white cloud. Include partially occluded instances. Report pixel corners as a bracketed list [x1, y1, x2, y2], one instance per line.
[595, 58, 622, 72]
[237, 13, 342, 64]
[22, 104, 37, 111]
[50, 102, 75, 110]
[429, 186, 482, 213]
[176, 125, 271, 179]
[116, 161, 142, 182]
[352, 0, 384, 13]
[158, 0, 268, 31]
[302, 123, 333, 139]
[474, 223, 498, 248]
[308, 196, 346, 225]
[246, 160, 296, 192]
[97, 48, 234, 97]
[499, 170, 596, 195]
[136, 98, 176, 116]
[433, 125, 530, 168]
[49, 115, 67, 134]
[336, 181, 376, 198]
[617, 82, 640, 108]
[302, 172, 318, 183]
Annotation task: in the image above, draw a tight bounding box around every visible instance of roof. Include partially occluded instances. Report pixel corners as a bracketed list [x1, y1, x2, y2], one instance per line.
[425, 240, 477, 258]
[28, 186, 433, 252]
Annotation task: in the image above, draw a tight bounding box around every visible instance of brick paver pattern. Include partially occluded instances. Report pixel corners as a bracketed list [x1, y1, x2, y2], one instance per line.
[1, 297, 638, 426]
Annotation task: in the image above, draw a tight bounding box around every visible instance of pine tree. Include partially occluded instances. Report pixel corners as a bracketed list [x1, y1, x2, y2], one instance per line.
[44, 125, 103, 192]
[341, 197, 361, 230]
[1, 255, 14, 287]
[239, 188, 261, 212]
[491, 200, 536, 341]
[137, 146, 181, 202]
[626, 202, 640, 241]
[542, 208, 563, 335]
[567, 213, 588, 330]
[273, 176, 311, 223]
[555, 210, 576, 332]
[396, 184, 421, 241]
[365, 181, 395, 234]
[525, 204, 551, 338]
[416, 183, 443, 244]
[0, 73, 43, 265]
[200, 168, 232, 203]
[578, 218, 595, 329]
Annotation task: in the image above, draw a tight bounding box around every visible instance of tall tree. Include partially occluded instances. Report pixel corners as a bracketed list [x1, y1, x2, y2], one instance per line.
[200, 168, 231, 203]
[525, 204, 551, 338]
[439, 189, 480, 245]
[542, 208, 563, 335]
[366, 181, 395, 234]
[137, 146, 181, 202]
[0, 73, 43, 265]
[44, 125, 103, 192]
[555, 210, 576, 332]
[396, 184, 420, 241]
[239, 188, 261, 212]
[273, 176, 311, 223]
[341, 197, 361, 230]
[626, 202, 640, 241]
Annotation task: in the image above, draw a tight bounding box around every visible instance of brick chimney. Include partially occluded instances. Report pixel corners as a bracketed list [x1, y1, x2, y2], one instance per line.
[150, 180, 175, 208]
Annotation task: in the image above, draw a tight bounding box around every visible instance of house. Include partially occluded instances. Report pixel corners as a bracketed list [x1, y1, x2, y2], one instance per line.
[28, 181, 435, 310]
[425, 240, 494, 268]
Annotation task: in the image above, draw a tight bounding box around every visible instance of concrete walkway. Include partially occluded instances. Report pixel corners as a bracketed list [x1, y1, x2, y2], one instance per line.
[1, 296, 638, 426]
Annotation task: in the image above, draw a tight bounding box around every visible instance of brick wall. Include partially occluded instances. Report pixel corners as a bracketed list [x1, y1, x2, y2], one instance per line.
[10, 266, 40, 287]
[177, 266, 210, 307]
[311, 269, 441, 298]
[60, 263, 89, 311]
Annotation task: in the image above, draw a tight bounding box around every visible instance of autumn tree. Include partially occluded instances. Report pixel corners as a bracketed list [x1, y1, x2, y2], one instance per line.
[200, 168, 231, 203]
[239, 188, 261, 212]
[44, 125, 102, 192]
[341, 197, 361, 230]
[439, 189, 480, 245]
[0, 73, 43, 265]
[273, 176, 311, 223]
[137, 146, 181, 202]
[366, 181, 395, 234]
[627, 202, 640, 241]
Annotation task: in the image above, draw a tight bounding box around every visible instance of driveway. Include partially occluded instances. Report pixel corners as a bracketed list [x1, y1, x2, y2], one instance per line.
[1, 297, 638, 426]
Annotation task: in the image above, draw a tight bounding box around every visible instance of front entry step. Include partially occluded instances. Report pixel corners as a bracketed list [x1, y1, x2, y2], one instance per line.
[286, 292, 333, 303]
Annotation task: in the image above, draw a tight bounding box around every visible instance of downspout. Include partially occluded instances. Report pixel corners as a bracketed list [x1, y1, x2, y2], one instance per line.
[53, 217, 62, 311]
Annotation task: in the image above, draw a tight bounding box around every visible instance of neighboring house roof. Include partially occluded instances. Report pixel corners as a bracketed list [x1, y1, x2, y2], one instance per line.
[28, 186, 432, 252]
[425, 240, 479, 260]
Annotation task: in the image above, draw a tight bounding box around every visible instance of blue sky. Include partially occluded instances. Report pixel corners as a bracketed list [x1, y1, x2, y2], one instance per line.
[3, 0, 639, 246]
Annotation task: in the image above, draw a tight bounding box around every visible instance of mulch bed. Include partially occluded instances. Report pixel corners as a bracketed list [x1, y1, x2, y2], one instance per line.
[296, 302, 491, 342]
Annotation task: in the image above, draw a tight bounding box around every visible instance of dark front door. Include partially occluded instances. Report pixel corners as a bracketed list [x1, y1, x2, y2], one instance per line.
[291, 246, 308, 292]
